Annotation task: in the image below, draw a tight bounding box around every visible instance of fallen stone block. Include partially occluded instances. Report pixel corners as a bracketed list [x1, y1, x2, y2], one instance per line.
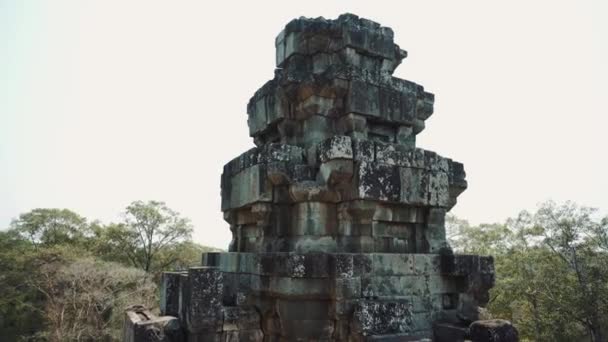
[124, 306, 182, 342]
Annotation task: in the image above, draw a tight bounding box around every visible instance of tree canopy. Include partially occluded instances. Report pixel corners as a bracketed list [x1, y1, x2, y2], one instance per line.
[2, 200, 607, 341]
[447, 201, 608, 342]
[0, 201, 219, 341]
[10, 209, 89, 247]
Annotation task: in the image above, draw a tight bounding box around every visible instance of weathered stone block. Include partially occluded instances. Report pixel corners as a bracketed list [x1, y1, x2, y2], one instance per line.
[223, 306, 261, 331]
[372, 254, 415, 276]
[399, 167, 429, 205]
[440, 254, 480, 276]
[374, 205, 422, 223]
[275, 14, 404, 68]
[223, 329, 264, 342]
[294, 95, 341, 118]
[260, 143, 304, 164]
[334, 277, 362, 299]
[202, 252, 221, 267]
[289, 180, 341, 203]
[280, 319, 335, 339]
[413, 254, 441, 275]
[318, 136, 353, 162]
[124, 306, 182, 342]
[372, 221, 414, 240]
[266, 276, 332, 298]
[396, 126, 415, 149]
[355, 161, 400, 202]
[187, 332, 222, 342]
[352, 300, 414, 335]
[238, 253, 261, 274]
[222, 164, 271, 211]
[433, 322, 468, 342]
[354, 254, 373, 275]
[185, 267, 223, 333]
[376, 142, 408, 166]
[479, 256, 495, 274]
[469, 319, 519, 342]
[425, 208, 448, 253]
[352, 138, 375, 162]
[290, 202, 337, 236]
[161, 272, 184, 317]
[338, 220, 373, 237]
[277, 299, 331, 321]
[178, 273, 189, 327]
[290, 235, 339, 253]
[428, 171, 449, 207]
[329, 253, 355, 278]
[319, 159, 354, 186]
[336, 236, 376, 253]
[218, 253, 239, 273]
[370, 275, 422, 297]
[364, 333, 431, 341]
[375, 236, 411, 253]
[346, 80, 380, 117]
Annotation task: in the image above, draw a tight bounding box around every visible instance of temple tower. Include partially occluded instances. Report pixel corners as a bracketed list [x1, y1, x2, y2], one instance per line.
[133, 14, 502, 342]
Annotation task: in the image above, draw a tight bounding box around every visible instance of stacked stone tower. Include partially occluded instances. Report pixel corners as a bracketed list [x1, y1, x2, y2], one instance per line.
[126, 14, 502, 342]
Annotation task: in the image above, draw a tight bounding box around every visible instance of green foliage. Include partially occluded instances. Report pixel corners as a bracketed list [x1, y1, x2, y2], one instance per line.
[103, 200, 194, 273]
[156, 240, 222, 272]
[0, 230, 45, 340]
[8, 199, 604, 341]
[447, 201, 608, 342]
[31, 256, 157, 341]
[0, 202, 218, 341]
[10, 209, 89, 247]
[446, 215, 513, 255]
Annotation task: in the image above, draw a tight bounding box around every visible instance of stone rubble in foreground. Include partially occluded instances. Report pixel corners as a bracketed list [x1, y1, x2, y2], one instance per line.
[124, 13, 518, 342]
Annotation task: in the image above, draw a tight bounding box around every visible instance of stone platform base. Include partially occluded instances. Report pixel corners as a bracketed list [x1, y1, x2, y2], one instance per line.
[133, 251, 496, 341]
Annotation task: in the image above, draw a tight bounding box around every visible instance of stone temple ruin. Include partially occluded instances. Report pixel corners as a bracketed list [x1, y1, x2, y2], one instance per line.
[125, 14, 518, 342]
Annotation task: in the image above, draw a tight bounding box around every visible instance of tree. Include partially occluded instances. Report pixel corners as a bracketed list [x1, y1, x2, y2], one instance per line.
[531, 201, 608, 342]
[446, 202, 608, 342]
[10, 209, 89, 247]
[0, 230, 45, 340]
[107, 201, 194, 273]
[156, 240, 222, 271]
[1, 204, 217, 340]
[0, 231, 158, 342]
[446, 214, 513, 255]
[29, 256, 157, 342]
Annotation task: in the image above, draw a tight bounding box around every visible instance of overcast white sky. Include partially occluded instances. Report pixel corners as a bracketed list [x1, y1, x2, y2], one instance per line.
[1, 0, 607, 248]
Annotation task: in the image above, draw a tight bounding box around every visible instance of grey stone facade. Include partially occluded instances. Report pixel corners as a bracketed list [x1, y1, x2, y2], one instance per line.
[125, 13, 517, 342]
